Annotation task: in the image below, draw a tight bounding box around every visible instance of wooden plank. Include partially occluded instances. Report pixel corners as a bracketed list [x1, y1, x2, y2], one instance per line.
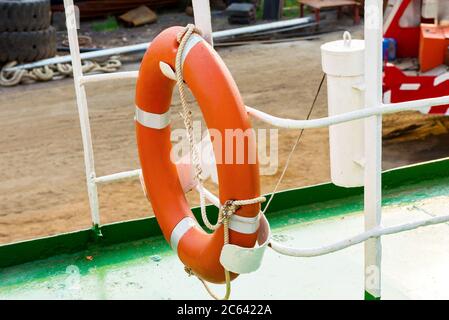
[297, 0, 359, 9]
[298, 0, 360, 25]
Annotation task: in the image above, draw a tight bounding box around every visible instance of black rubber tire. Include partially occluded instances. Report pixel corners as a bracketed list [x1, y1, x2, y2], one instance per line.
[0, 0, 51, 32]
[0, 26, 56, 63]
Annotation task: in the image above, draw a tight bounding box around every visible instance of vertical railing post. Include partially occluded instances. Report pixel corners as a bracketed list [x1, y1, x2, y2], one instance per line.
[363, 0, 383, 300]
[192, 0, 214, 46]
[64, 0, 101, 228]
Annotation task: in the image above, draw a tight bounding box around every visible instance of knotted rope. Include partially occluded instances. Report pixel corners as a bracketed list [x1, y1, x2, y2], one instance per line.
[184, 198, 265, 300]
[175, 24, 265, 300]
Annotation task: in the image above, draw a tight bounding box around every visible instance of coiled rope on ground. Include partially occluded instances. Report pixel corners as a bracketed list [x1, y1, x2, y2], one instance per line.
[0, 57, 122, 87]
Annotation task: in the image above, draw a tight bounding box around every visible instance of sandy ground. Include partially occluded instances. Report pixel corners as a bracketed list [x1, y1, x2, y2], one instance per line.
[1, 28, 449, 244]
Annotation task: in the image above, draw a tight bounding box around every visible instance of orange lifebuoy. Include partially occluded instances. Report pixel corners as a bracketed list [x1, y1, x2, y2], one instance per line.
[135, 26, 261, 284]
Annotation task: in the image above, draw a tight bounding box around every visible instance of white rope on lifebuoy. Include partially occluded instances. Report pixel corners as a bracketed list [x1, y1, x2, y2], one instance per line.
[175, 24, 266, 301]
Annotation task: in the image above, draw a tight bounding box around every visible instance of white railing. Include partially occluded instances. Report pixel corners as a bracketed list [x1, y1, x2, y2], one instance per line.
[64, 0, 449, 299]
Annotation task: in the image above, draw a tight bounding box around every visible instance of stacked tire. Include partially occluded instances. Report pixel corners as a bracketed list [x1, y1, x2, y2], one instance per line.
[0, 0, 56, 63]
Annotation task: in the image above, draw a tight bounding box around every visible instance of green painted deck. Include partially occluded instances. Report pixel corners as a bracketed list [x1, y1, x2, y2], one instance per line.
[1, 159, 449, 299]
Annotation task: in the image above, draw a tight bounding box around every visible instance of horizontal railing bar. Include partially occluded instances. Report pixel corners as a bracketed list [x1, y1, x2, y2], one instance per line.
[79, 71, 138, 85]
[270, 212, 449, 257]
[245, 94, 449, 129]
[95, 169, 141, 184]
[92, 94, 449, 186]
[95, 169, 221, 208]
[383, 94, 449, 112]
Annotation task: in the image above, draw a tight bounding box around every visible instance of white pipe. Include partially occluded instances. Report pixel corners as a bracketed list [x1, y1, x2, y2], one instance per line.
[270, 213, 449, 257]
[363, 0, 383, 299]
[6, 43, 149, 72]
[95, 169, 141, 184]
[212, 17, 312, 39]
[6, 17, 312, 72]
[245, 93, 449, 129]
[64, 0, 101, 226]
[383, 94, 449, 111]
[94, 169, 221, 207]
[79, 71, 139, 85]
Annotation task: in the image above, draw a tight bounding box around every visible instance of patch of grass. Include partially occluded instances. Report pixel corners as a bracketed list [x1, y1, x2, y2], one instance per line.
[256, 1, 264, 20]
[256, 0, 309, 20]
[283, 6, 299, 18]
[283, 0, 298, 7]
[92, 16, 119, 32]
[284, 0, 311, 17]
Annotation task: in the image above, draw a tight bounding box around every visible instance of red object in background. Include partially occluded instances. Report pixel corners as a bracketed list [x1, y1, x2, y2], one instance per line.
[419, 24, 449, 72]
[384, 0, 421, 58]
[383, 64, 449, 115]
[383, 0, 449, 115]
[52, 0, 179, 19]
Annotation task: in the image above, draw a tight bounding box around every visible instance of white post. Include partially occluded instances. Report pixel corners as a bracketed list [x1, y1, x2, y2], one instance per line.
[64, 0, 101, 227]
[192, 0, 214, 46]
[363, 0, 383, 300]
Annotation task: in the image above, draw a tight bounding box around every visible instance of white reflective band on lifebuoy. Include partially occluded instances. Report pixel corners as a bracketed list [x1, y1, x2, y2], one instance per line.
[181, 34, 204, 67]
[170, 217, 197, 253]
[220, 213, 271, 274]
[135, 106, 170, 129]
[229, 213, 260, 234]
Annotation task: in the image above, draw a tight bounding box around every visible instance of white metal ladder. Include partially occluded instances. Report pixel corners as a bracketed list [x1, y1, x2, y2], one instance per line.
[63, 0, 214, 228]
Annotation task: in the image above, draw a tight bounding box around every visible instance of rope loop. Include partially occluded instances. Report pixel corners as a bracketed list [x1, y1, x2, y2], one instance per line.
[176, 23, 202, 44]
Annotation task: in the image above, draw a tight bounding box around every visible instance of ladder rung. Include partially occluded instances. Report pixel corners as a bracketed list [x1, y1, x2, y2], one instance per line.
[95, 169, 141, 184]
[79, 71, 138, 85]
